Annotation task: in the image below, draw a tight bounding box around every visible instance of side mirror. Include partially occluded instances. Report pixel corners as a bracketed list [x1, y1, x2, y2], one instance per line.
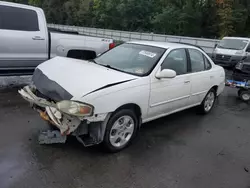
[246, 48, 250, 53]
[214, 44, 218, 48]
[156, 69, 176, 79]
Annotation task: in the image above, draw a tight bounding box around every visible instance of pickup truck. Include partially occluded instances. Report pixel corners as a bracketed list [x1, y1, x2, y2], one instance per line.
[0, 1, 115, 75]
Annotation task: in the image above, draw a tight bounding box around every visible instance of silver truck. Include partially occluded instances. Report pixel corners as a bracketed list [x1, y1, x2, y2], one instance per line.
[212, 37, 250, 67]
[0, 1, 115, 75]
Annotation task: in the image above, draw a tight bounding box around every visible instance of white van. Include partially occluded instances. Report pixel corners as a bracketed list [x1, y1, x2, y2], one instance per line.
[212, 37, 250, 67]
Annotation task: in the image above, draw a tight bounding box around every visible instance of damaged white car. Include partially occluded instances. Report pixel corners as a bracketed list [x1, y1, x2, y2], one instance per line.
[19, 41, 225, 152]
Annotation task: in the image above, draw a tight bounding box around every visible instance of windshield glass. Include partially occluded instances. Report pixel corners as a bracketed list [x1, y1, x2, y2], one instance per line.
[218, 39, 249, 50]
[94, 43, 166, 76]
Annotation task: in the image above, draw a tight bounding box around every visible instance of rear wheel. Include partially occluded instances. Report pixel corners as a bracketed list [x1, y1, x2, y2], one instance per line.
[238, 89, 243, 97]
[239, 90, 250, 102]
[198, 88, 216, 114]
[103, 109, 139, 153]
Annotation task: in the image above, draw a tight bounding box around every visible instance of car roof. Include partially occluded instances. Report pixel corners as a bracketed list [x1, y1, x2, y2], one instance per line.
[128, 41, 201, 50]
[223, 37, 250, 41]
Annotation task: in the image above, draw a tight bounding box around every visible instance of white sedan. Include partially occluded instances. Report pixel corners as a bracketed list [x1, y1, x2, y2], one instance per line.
[19, 41, 225, 152]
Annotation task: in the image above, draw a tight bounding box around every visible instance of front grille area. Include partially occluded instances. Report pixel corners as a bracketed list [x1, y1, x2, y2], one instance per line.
[216, 54, 231, 61]
[35, 89, 55, 102]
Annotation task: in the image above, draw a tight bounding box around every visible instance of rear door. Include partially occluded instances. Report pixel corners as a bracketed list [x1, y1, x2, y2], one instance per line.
[188, 48, 214, 105]
[0, 4, 48, 69]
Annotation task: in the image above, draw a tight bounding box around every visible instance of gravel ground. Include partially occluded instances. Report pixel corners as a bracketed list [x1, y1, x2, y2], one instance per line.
[0, 74, 250, 188]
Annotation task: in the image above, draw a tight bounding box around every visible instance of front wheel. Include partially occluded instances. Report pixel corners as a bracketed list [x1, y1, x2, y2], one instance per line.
[198, 88, 216, 114]
[102, 109, 139, 153]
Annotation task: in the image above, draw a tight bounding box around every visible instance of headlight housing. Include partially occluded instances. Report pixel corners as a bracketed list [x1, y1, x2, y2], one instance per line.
[235, 62, 243, 70]
[235, 50, 244, 55]
[56, 100, 94, 117]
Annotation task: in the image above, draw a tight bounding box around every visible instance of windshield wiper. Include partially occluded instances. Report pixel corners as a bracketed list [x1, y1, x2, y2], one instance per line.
[89, 61, 122, 72]
[99, 64, 128, 74]
[218, 46, 239, 50]
[217, 46, 226, 49]
[100, 64, 119, 70]
[225, 47, 239, 50]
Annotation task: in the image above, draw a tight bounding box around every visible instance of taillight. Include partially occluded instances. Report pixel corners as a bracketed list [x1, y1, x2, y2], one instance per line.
[109, 42, 115, 49]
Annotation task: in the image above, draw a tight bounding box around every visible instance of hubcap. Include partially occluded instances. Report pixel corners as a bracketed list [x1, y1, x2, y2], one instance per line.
[242, 93, 250, 101]
[109, 116, 135, 148]
[204, 92, 215, 112]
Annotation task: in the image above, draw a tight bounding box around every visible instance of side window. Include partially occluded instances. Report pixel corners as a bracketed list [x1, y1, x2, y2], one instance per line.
[161, 49, 187, 75]
[246, 44, 250, 52]
[204, 55, 212, 70]
[0, 5, 39, 31]
[188, 49, 205, 72]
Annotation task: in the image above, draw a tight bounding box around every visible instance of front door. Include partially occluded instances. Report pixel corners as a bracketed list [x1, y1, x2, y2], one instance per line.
[0, 4, 48, 69]
[148, 48, 192, 119]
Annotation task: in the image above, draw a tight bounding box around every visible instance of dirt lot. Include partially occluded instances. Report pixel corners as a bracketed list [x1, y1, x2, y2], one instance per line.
[0, 83, 250, 188]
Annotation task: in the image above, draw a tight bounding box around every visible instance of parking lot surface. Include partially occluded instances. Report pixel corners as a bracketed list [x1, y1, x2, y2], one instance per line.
[1, 83, 250, 188]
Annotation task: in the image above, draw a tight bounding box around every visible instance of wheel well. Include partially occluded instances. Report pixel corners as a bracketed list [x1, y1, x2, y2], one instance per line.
[211, 85, 218, 94]
[67, 50, 96, 60]
[115, 104, 142, 118]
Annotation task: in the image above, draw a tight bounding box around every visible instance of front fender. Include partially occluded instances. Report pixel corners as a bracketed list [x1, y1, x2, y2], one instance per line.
[76, 82, 150, 120]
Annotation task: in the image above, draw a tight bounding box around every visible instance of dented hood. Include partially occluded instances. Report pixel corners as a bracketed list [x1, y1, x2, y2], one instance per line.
[33, 56, 138, 101]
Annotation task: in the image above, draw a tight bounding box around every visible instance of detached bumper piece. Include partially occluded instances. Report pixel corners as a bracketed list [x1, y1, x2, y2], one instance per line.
[39, 130, 67, 145]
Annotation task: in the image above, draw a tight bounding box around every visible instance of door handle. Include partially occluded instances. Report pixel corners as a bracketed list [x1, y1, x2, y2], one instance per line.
[32, 36, 45, 40]
[210, 76, 214, 79]
[184, 80, 190, 84]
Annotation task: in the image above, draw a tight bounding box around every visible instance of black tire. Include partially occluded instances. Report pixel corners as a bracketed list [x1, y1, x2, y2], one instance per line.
[198, 88, 216, 114]
[238, 89, 243, 97]
[102, 109, 139, 153]
[239, 90, 250, 102]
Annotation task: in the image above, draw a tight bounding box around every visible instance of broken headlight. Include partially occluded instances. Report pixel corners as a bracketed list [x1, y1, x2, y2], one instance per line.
[56, 100, 94, 117]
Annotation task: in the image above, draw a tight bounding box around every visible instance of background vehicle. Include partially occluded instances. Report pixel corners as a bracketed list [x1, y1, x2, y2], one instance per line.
[226, 79, 250, 102]
[233, 57, 250, 81]
[19, 41, 225, 152]
[0, 1, 114, 75]
[212, 37, 250, 67]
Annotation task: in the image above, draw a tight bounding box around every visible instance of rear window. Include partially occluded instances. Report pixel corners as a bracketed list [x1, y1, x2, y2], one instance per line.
[0, 5, 39, 31]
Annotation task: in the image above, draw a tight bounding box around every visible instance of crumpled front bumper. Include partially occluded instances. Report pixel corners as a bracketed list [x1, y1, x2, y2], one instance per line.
[19, 85, 111, 146]
[18, 85, 81, 135]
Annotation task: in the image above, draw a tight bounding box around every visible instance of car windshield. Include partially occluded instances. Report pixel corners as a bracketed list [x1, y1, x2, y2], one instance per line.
[94, 43, 166, 76]
[218, 39, 249, 50]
